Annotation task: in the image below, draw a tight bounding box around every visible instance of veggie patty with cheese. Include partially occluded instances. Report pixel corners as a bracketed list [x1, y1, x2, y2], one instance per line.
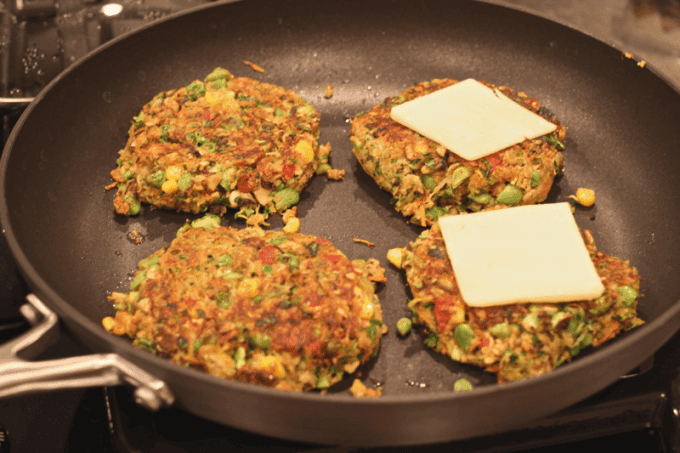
[102, 215, 387, 392]
[349, 79, 566, 227]
[396, 222, 643, 383]
[109, 67, 333, 226]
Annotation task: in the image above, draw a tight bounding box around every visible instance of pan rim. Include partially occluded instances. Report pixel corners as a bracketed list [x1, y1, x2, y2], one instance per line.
[0, 0, 679, 426]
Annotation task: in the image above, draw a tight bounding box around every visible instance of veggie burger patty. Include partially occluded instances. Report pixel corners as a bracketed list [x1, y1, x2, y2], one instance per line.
[103, 215, 388, 392]
[109, 67, 330, 225]
[398, 222, 644, 383]
[349, 79, 566, 226]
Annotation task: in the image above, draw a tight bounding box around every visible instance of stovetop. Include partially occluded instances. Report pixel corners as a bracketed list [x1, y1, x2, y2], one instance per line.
[2, 0, 680, 451]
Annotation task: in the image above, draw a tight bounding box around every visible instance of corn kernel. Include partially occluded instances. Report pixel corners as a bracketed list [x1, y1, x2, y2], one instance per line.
[283, 217, 300, 233]
[165, 165, 183, 181]
[259, 355, 285, 379]
[387, 248, 403, 268]
[237, 278, 259, 298]
[161, 179, 179, 194]
[361, 299, 375, 320]
[295, 140, 315, 164]
[414, 144, 428, 154]
[102, 316, 115, 332]
[570, 188, 596, 207]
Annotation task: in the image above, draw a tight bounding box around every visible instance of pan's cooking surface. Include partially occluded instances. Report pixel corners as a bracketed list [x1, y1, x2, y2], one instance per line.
[2, 0, 680, 445]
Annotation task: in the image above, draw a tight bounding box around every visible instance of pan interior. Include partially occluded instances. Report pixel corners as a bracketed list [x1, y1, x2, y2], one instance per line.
[2, 0, 680, 401]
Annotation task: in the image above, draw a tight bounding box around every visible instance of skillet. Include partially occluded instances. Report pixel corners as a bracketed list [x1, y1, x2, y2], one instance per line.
[2, 0, 680, 446]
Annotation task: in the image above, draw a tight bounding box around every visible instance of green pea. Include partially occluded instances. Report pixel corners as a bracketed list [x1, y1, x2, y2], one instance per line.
[274, 188, 300, 211]
[454, 323, 475, 351]
[178, 173, 193, 192]
[618, 285, 639, 307]
[530, 170, 541, 187]
[453, 378, 472, 391]
[148, 170, 166, 188]
[396, 318, 412, 335]
[123, 196, 141, 216]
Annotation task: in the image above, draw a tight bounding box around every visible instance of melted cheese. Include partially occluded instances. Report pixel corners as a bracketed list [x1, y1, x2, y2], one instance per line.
[438, 203, 605, 307]
[390, 79, 557, 161]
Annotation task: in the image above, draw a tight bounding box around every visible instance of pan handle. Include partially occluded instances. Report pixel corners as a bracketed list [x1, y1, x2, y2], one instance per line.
[0, 294, 174, 410]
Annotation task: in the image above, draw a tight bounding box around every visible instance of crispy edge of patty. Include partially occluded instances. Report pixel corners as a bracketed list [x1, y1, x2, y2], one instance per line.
[349, 79, 566, 227]
[103, 224, 388, 392]
[399, 222, 644, 383]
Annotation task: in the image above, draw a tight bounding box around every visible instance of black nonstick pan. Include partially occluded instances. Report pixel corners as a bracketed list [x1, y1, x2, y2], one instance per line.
[2, 0, 680, 446]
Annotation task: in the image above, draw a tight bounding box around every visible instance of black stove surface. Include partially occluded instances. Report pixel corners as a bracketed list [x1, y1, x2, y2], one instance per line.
[2, 0, 680, 451]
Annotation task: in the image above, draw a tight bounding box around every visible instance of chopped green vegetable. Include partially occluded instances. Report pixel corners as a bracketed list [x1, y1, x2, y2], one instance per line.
[450, 166, 471, 190]
[233, 347, 246, 369]
[425, 206, 447, 221]
[496, 184, 522, 205]
[421, 174, 437, 191]
[185, 81, 206, 100]
[249, 334, 271, 350]
[139, 255, 160, 269]
[316, 375, 331, 389]
[278, 253, 299, 269]
[488, 322, 511, 339]
[530, 170, 541, 187]
[316, 163, 332, 175]
[204, 67, 233, 82]
[191, 213, 221, 229]
[469, 193, 492, 204]
[520, 313, 540, 332]
[216, 254, 233, 267]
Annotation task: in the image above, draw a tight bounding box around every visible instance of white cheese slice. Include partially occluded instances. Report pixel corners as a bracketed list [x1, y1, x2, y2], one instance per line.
[390, 79, 557, 161]
[438, 203, 605, 307]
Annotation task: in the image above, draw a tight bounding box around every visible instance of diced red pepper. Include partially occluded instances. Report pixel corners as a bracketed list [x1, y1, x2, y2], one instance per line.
[258, 246, 278, 265]
[236, 174, 256, 193]
[433, 296, 454, 333]
[486, 153, 501, 169]
[282, 163, 295, 181]
[202, 108, 211, 121]
[305, 340, 325, 357]
[322, 253, 343, 266]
